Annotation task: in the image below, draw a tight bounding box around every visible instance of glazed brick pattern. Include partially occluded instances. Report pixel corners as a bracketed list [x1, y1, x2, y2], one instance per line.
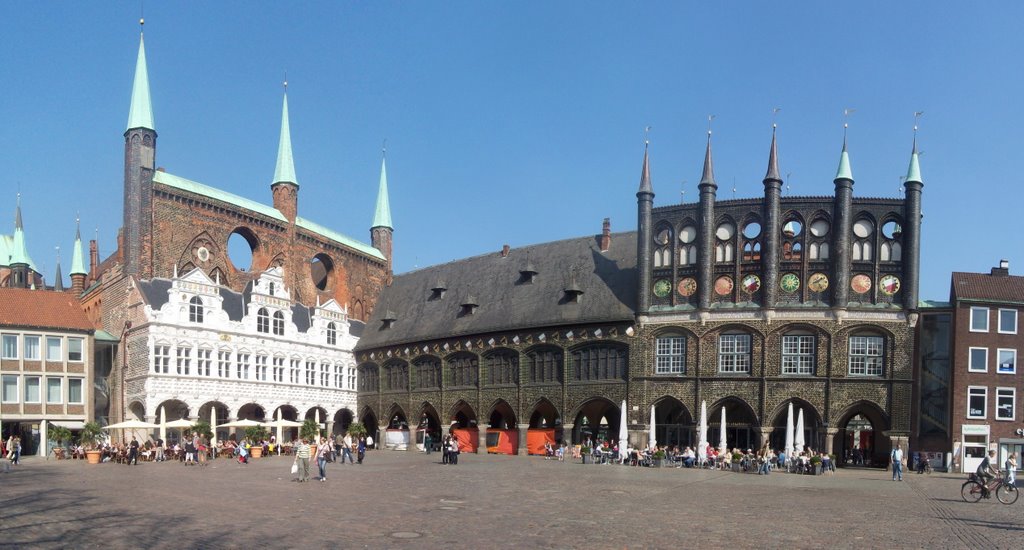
[359, 316, 915, 443]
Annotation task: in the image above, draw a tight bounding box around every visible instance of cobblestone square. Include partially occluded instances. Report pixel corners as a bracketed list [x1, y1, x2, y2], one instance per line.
[1, 452, 1021, 549]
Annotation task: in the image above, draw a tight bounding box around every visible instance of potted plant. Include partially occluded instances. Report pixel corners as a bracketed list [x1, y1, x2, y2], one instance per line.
[79, 421, 105, 464]
[300, 419, 321, 445]
[580, 446, 592, 464]
[191, 420, 213, 440]
[244, 425, 269, 458]
[347, 422, 367, 439]
[49, 425, 72, 459]
[653, 449, 666, 467]
[810, 455, 823, 475]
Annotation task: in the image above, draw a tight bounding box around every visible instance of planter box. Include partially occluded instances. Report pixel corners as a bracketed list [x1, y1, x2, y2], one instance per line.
[249, 447, 263, 458]
[85, 450, 102, 464]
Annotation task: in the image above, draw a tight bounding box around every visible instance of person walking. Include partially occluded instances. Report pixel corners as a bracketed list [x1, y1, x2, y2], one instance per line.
[295, 438, 311, 482]
[1005, 452, 1018, 486]
[340, 432, 354, 464]
[334, 433, 344, 460]
[197, 435, 208, 467]
[890, 444, 904, 481]
[128, 436, 140, 465]
[154, 437, 165, 462]
[316, 437, 331, 482]
[357, 435, 366, 464]
[449, 436, 460, 465]
[12, 436, 21, 465]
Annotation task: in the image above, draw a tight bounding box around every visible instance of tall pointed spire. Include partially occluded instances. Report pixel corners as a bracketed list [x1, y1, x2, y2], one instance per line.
[70, 216, 87, 276]
[10, 194, 34, 268]
[764, 125, 781, 182]
[54, 248, 64, 292]
[905, 132, 923, 185]
[272, 87, 298, 186]
[699, 131, 716, 187]
[637, 141, 653, 194]
[835, 128, 853, 181]
[126, 23, 155, 131]
[372, 148, 393, 229]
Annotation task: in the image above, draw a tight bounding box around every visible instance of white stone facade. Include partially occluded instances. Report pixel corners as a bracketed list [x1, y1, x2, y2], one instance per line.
[122, 267, 357, 430]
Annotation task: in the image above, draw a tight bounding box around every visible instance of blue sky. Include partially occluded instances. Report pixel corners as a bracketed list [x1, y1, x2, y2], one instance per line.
[2, 2, 1020, 301]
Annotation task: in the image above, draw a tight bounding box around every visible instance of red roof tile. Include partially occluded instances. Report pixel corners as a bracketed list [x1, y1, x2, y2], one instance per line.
[0, 288, 94, 332]
[951, 272, 1024, 304]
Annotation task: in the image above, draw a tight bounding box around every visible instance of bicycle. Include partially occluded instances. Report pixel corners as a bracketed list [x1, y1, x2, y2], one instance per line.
[961, 473, 1019, 504]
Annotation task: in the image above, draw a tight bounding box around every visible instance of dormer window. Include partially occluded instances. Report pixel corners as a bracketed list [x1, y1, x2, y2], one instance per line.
[327, 322, 337, 345]
[430, 280, 447, 301]
[381, 311, 397, 329]
[460, 296, 479, 316]
[189, 296, 204, 323]
[519, 262, 538, 284]
[257, 308, 270, 333]
[563, 276, 584, 303]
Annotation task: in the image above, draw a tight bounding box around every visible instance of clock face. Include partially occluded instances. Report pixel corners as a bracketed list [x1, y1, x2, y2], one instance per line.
[678, 277, 697, 297]
[653, 279, 672, 298]
[741, 274, 761, 294]
[851, 274, 872, 294]
[780, 273, 800, 293]
[714, 276, 734, 296]
[808, 272, 830, 293]
[879, 275, 901, 295]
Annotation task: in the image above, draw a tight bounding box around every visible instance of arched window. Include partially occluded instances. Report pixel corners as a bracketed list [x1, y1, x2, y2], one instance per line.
[383, 361, 408, 391]
[358, 364, 379, 392]
[526, 347, 563, 383]
[781, 332, 815, 375]
[486, 350, 519, 386]
[272, 311, 285, 335]
[849, 334, 884, 376]
[718, 333, 751, 373]
[571, 345, 627, 381]
[189, 296, 204, 323]
[257, 308, 269, 333]
[413, 357, 441, 389]
[679, 245, 697, 265]
[326, 322, 337, 346]
[655, 334, 686, 374]
[715, 243, 734, 263]
[447, 354, 479, 388]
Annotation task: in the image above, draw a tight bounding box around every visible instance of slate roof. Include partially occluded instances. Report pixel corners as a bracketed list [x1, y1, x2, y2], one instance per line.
[137, 278, 323, 330]
[0, 288, 93, 332]
[356, 232, 638, 350]
[951, 272, 1024, 304]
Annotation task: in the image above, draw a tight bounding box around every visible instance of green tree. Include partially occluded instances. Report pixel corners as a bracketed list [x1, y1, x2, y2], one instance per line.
[300, 419, 321, 442]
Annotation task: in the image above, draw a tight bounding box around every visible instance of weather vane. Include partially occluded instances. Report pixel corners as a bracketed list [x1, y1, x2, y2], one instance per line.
[283, 70, 288, 91]
[707, 115, 715, 136]
[772, 107, 781, 128]
[843, 108, 855, 137]
[644, 126, 651, 145]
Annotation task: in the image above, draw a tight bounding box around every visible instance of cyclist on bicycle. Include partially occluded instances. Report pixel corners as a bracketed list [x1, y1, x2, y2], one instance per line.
[977, 449, 999, 497]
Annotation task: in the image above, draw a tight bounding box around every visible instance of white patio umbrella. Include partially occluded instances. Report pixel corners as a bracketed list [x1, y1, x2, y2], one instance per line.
[618, 400, 628, 448]
[649, 404, 657, 450]
[210, 407, 217, 450]
[697, 400, 708, 465]
[219, 418, 265, 428]
[158, 405, 166, 446]
[785, 402, 794, 458]
[104, 419, 159, 430]
[163, 418, 194, 429]
[718, 405, 727, 453]
[795, 408, 806, 454]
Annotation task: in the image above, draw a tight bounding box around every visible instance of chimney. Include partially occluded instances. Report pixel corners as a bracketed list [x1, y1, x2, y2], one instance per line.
[600, 217, 611, 252]
[991, 259, 1010, 277]
[501, 244, 510, 258]
[89, 239, 99, 278]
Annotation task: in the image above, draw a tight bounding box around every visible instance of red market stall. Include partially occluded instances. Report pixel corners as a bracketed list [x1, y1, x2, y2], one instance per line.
[527, 428, 556, 455]
[451, 428, 479, 453]
[486, 429, 518, 455]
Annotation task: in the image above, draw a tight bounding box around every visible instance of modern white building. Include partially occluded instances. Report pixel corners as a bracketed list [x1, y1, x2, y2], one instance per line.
[120, 266, 359, 444]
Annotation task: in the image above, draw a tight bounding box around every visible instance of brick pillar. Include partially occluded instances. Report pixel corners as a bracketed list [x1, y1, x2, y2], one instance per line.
[477, 427, 488, 454]
[517, 424, 529, 456]
[561, 423, 575, 447]
[825, 428, 839, 455]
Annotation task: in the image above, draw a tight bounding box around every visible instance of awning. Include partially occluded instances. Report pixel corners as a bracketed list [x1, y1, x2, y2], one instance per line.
[49, 421, 86, 430]
[94, 330, 120, 343]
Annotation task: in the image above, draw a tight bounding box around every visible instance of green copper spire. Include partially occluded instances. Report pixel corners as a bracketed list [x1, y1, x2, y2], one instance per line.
[905, 136, 923, 184]
[126, 32, 155, 131]
[372, 153, 392, 229]
[272, 90, 298, 186]
[10, 194, 35, 268]
[70, 217, 87, 276]
[835, 133, 853, 181]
